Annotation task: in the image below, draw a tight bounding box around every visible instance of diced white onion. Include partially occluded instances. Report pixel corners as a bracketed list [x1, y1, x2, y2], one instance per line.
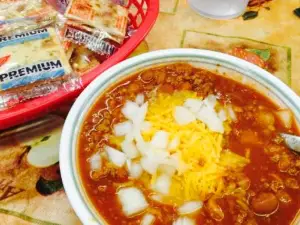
[152, 174, 171, 195]
[135, 94, 145, 106]
[196, 105, 224, 133]
[114, 121, 133, 136]
[104, 145, 126, 167]
[145, 148, 170, 161]
[126, 159, 132, 170]
[151, 131, 170, 149]
[128, 161, 143, 179]
[121, 140, 140, 159]
[227, 105, 237, 121]
[178, 201, 203, 215]
[117, 187, 148, 217]
[168, 136, 180, 150]
[140, 156, 158, 175]
[204, 94, 217, 107]
[140, 213, 155, 225]
[88, 152, 102, 171]
[135, 133, 150, 155]
[141, 121, 152, 132]
[168, 153, 188, 174]
[158, 164, 176, 176]
[134, 102, 148, 125]
[218, 109, 227, 122]
[173, 217, 195, 225]
[174, 106, 196, 125]
[149, 194, 163, 202]
[160, 153, 179, 169]
[122, 101, 140, 121]
[275, 109, 292, 129]
[184, 99, 203, 113]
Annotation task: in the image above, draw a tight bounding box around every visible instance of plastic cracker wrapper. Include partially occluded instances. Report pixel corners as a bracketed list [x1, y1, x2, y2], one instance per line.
[0, 0, 58, 35]
[48, 0, 70, 14]
[0, 27, 81, 109]
[111, 0, 128, 6]
[61, 20, 121, 58]
[62, 40, 101, 75]
[69, 45, 101, 74]
[62, 40, 76, 60]
[64, 0, 129, 39]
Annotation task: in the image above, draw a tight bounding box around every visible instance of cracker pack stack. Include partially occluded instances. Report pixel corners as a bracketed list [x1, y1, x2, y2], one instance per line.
[0, 1, 80, 109]
[0, 0, 130, 109]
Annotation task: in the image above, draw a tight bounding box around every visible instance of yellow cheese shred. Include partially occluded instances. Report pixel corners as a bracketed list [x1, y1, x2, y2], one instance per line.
[144, 91, 249, 202]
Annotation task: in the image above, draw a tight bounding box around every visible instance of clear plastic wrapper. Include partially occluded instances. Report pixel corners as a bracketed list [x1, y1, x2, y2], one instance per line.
[47, 0, 70, 14]
[62, 40, 76, 60]
[0, 27, 81, 109]
[64, 0, 129, 39]
[69, 45, 101, 74]
[0, 0, 58, 35]
[111, 0, 128, 6]
[61, 20, 121, 58]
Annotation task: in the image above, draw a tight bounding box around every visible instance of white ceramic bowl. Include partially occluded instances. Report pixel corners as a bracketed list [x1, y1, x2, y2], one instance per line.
[60, 49, 300, 225]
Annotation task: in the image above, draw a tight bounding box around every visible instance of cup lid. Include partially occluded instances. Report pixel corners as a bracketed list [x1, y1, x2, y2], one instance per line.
[188, 0, 249, 20]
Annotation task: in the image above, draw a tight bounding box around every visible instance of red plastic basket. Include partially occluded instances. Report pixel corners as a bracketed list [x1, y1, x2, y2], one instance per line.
[0, 0, 159, 130]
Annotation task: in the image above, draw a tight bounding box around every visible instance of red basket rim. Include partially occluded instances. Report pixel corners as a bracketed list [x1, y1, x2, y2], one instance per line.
[0, 0, 159, 130]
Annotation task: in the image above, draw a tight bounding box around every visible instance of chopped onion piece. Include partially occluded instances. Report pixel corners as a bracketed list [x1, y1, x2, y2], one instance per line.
[149, 194, 163, 202]
[88, 152, 102, 171]
[135, 132, 150, 155]
[141, 150, 170, 175]
[128, 161, 143, 179]
[141, 213, 155, 225]
[141, 156, 158, 175]
[196, 105, 224, 133]
[114, 121, 133, 136]
[218, 109, 227, 122]
[204, 94, 217, 107]
[161, 153, 180, 169]
[151, 131, 170, 149]
[184, 99, 203, 113]
[174, 106, 196, 125]
[126, 159, 132, 170]
[135, 94, 145, 106]
[275, 109, 292, 129]
[104, 145, 126, 167]
[122, 101, 140, 121]
[145, 148, 170, 161]
[141, 121, 152, 132]
[168, 136, 180, 150]
[167, 153, 188, 174]
[227, 105, 237, 121]
[173, 217, 195, 225]
[178, 201, 203, 215]
[152, 174, 171, 195]
[134, 102, 149, 125]
[117, 187, 148, 217]
[121, 140, 140, 159]
[158, 164, 176, 176]
[125, 131, 134, 142]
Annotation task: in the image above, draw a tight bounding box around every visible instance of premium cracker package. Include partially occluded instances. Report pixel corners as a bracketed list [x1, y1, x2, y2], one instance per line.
[0, 0, 58, 35]
[0, 27, 81, 109]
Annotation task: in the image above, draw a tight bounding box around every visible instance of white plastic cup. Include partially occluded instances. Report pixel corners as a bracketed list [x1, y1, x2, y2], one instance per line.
[188, 0, 250, 20]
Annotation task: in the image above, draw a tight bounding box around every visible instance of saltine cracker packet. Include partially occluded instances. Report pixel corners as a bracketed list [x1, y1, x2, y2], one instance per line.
[65, 0, 128, 38]
[0, 0, 57, 35]
[61, 20, 121, 57]
[0, 27, 81, 109]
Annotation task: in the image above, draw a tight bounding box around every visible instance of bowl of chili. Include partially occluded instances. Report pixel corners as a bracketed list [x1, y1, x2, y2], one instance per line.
[60, 49, 300, 225]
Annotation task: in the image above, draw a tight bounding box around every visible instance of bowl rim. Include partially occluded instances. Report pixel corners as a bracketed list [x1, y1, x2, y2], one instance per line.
[59, 48, 300, 225]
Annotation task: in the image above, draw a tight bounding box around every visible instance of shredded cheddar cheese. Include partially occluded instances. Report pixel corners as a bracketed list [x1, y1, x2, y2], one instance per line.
[143, 91, 249, 202]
